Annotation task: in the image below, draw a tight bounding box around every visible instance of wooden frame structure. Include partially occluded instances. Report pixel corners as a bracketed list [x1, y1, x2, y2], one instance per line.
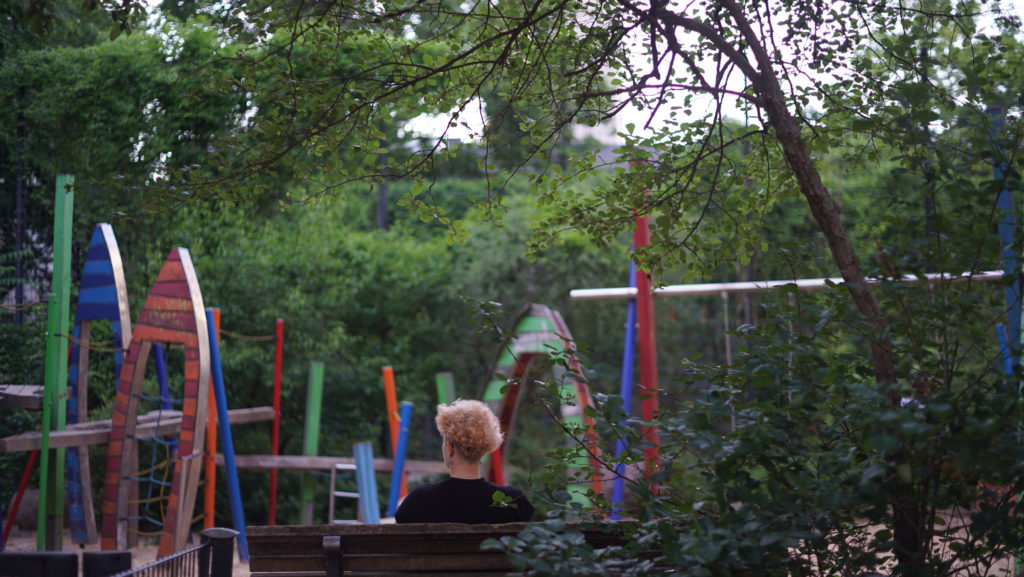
[481, 303, 602, 495]
[67, 223, 132, 544]
[100, 248, 210, 557]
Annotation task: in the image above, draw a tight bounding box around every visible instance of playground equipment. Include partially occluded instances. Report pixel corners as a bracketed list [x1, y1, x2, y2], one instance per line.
[386, 401, 414, 517]
[0, 180, 423, 556]
[99, 248, 210, 556]
[481, 303, 602, 496]
[300, 361, 326, 525]
[382, 366, 410, 500]
[328, 441, 382, 524]
[38, 175, 74, 550]
[67, 223, 133, 544]
[573, 268, 1007, 514]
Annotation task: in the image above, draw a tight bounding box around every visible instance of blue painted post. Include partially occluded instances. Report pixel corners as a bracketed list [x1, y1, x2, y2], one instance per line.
[611, 262, 638, 520]
[353, 442, 380, 524]
[206, 310, 249, 560]
[989, 104, 1020, 373]
[153, 344, 178, 455]
[387, 402, 414, 517]
[998, 324, 1014, 377]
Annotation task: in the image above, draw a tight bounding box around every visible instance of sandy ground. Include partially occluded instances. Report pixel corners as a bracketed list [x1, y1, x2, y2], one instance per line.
[2, 526, 250, 577]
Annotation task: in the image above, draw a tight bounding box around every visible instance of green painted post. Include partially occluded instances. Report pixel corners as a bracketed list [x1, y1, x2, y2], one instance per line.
[300, 361, 325, 524]
[37, 295, 58, 551]
[435, 372, 456, 405]
[38, 174, 74, 550]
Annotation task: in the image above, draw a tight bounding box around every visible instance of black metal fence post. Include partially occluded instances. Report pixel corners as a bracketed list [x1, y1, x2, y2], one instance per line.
[83, 550, 132, 577]
[200, 527, 239, 577]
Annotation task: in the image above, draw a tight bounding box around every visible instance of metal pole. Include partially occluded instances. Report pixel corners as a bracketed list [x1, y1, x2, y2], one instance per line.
[570, 270, 1007, 301]
[201, 527, 239, 577]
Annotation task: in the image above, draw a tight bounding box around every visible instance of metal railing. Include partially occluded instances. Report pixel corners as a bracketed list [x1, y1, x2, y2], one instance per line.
[111, 527, 239, 577]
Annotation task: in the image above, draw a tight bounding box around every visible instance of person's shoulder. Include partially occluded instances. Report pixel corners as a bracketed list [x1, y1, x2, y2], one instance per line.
[396, 480, 450, 523]
[489, 481, 526, 496]
[406, 479, 450, 498]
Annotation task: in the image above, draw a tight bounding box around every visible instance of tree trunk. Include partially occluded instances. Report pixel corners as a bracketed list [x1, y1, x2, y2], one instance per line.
[754, 57, 924, 577]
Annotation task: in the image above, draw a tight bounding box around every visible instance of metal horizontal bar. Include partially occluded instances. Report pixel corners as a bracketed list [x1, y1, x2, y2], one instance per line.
[570, 270, 1005, 301]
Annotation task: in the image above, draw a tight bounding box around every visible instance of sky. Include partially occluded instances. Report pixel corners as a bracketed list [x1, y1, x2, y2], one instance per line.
[405, 0, 1024, 144]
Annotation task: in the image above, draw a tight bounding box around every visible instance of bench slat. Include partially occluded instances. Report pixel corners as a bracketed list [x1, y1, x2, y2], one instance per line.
[247, 521, 635, 576]
[344, 553, 511, 572]
[251, 556, 325, 572]
[253, 572, 511, 577]
[345, 572, 510, 577]
[252, 552, 511, 572]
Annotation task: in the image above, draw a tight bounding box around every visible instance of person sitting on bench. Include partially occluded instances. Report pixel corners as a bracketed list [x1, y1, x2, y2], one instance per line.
[396, 399, 535, 523]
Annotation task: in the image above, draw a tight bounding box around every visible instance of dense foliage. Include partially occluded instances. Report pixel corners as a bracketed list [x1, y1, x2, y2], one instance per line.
[3, 0, 1024, 576]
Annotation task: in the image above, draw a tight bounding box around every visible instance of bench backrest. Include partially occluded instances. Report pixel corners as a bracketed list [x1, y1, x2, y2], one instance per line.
[247, 522, 628, 577]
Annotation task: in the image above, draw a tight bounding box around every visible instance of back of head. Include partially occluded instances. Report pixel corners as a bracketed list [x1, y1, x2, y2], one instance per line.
[435, 399, 503, 462]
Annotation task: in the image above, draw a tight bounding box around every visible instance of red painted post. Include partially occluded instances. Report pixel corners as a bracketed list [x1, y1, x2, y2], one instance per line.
[269, 319, 283, 525]
[633, 213, 661, 475]
[3, 450, 39, 545]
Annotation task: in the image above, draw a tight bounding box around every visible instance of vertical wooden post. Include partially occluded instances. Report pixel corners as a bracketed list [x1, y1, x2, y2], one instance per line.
[435, 372, 456, 405]
[269, 319, 284, 525]
[207, 309, 248, 561]
[300, 361, 325, 524]
[386, 401, 414, 517]
[39, 175, 74, 551]
[204, 308, 221, 529]
[38, 295, 58, 551]
[611, 262, 637, 520]
[381, 366, 407, 497]
[988, 104, 1021, 370]
[633, 212, 660, 476]
[353, 442, 380, 524]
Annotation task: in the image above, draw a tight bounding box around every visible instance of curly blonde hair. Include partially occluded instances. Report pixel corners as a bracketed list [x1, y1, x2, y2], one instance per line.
[436, 399, 503, 462]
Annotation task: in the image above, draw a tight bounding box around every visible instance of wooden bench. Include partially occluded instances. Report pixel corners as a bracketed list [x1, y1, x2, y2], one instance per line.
[247, 522, 632, 577]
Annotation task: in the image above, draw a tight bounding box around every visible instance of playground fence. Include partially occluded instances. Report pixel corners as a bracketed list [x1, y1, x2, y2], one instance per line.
[109, 527, 239, 577]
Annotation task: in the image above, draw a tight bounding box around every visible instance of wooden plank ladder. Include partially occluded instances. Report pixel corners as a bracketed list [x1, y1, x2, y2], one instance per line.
[327, 463, 358, 525]
[328, 441, 380, 525]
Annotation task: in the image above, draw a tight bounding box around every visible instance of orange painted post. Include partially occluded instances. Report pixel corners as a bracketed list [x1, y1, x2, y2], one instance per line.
[381, 367, 408, 497]
[204, 308, 221, 529]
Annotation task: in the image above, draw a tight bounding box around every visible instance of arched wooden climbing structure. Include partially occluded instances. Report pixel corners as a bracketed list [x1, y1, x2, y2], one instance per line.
[67, 223, 133, 544]
[100, 248, 210, 557]
[481, 303, 602, 496]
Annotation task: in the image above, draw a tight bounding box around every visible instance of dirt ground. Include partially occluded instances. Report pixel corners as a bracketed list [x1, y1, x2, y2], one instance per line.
[2, 526, 250, 577]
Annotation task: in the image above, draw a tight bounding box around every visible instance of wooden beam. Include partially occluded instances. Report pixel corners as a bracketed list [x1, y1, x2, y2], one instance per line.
[0, 406, 274, 453]
[219, 454, 448, 475]
[0, 385, 44, 410]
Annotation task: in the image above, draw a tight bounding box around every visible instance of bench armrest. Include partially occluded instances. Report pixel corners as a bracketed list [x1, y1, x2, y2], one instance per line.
[324, 535, 341, 577]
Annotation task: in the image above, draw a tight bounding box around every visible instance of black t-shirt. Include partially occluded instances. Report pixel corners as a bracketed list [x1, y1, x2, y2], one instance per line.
[395, 477, 535, 524]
